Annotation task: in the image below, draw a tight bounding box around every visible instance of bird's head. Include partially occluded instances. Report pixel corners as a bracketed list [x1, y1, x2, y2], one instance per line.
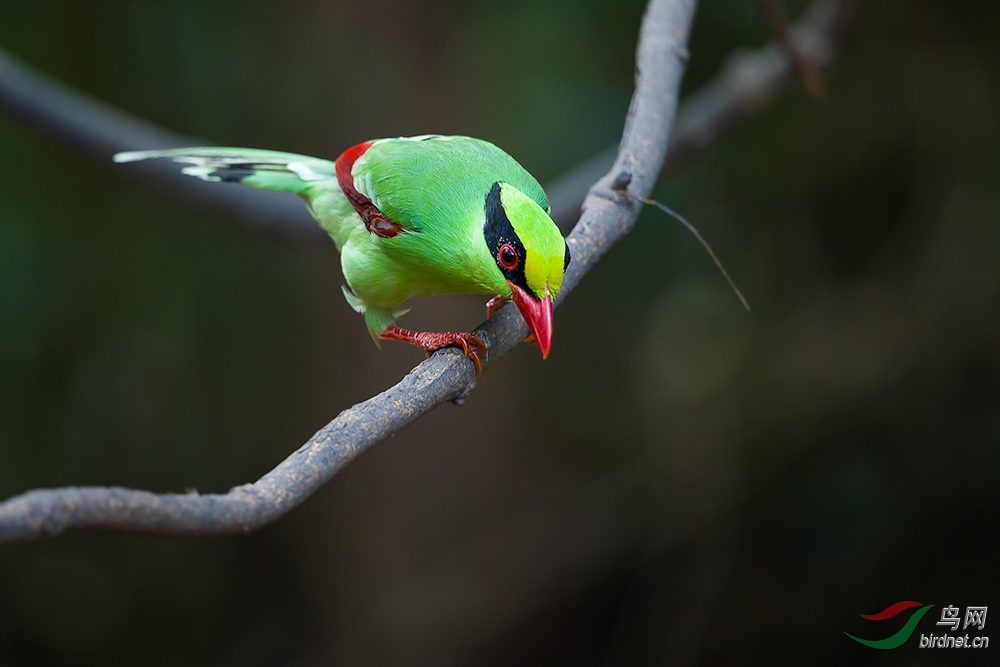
[484, 181, 570, 359]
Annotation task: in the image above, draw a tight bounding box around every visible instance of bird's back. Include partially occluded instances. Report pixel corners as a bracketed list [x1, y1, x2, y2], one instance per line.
[356, 135, 549, 234]
[328, 135, 549, 299]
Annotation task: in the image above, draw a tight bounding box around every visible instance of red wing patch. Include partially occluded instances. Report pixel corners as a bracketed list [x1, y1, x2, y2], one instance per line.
[334, 141, 405, 238]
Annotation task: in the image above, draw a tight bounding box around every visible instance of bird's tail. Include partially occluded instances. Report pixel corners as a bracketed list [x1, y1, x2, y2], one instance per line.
[113, 147, 337, 195]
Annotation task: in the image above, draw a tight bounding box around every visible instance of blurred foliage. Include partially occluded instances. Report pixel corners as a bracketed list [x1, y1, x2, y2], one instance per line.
[1, 0, 998, 665]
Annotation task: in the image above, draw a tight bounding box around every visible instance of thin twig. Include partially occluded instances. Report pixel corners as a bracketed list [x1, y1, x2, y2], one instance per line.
[643, 198, 751, 312]
[0, 0, 699, 544]
[753, 0, 826, 98]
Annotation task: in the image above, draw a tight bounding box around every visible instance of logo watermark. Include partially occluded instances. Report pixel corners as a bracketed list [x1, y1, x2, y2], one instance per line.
[845, 601, 988, 650]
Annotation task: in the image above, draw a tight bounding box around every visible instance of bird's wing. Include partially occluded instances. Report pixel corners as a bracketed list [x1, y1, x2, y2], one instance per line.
[114, 147, 336, 194]
[355, 136, 549, 234]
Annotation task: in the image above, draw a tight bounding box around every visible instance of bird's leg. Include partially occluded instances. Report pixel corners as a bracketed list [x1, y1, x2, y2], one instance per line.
[380, 326, 487, 375]
[485, 295, 509, 319]
[485, 295, 536, 346]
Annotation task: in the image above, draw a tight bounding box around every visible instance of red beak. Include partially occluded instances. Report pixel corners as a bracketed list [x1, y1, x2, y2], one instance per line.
[508, 281, 553, 359]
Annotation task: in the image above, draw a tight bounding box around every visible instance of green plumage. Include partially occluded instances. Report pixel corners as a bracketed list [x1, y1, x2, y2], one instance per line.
[115, 135, 567, 345]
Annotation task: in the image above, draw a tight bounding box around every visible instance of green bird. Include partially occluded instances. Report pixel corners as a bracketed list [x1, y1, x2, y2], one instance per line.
[115, 135, 570, 374]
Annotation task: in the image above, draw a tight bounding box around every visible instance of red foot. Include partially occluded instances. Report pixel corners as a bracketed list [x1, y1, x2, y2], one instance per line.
[380, 326, 487, 375]
[486, 295, 509, 319]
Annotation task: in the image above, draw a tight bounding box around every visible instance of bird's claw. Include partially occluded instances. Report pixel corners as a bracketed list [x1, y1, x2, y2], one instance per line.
[453, 332, 486, 375]
[379, 326, 487, 375]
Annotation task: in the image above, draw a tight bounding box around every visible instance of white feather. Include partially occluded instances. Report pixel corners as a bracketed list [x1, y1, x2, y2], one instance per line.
[287, 161, 327, 181]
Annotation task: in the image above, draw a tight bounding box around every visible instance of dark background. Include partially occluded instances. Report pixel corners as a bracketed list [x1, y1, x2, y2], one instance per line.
[1, 1, 997, 665]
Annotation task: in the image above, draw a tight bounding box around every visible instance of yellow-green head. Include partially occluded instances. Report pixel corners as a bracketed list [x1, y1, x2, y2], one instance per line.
[483, 182, 570, 358]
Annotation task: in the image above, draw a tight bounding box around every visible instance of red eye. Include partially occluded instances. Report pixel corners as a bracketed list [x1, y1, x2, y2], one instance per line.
[497, 243, 519, 271]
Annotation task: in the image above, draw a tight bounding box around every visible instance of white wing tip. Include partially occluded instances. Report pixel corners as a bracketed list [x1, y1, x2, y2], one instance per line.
[113, 150, 161, 163]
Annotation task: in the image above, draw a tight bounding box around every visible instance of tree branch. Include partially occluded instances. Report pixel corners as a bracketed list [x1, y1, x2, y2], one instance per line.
[0, 0, 698, 544]
[547, 0, 856, 229]
[0, 2, 854, 236]
[0, 48, 322, 240]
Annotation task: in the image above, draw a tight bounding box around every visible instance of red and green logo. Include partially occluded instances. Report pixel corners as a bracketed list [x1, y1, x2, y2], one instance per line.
[844, 601, 935, 649]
